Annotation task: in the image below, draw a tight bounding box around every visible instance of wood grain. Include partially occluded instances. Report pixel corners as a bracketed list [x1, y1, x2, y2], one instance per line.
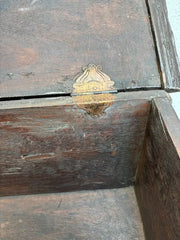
[0, 187, 145, 240]
[0, 95, 150, 196]
[147, 0, 180, 90]
[0, 0, 160, 97]
[135, 98, 180, 240]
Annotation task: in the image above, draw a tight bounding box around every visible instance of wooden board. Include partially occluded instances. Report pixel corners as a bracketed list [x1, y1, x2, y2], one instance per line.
[0, 92, 152, 196]
[135, 98, 180, 240]
[0, 187, 145, 240]
[0, 0, 160, 98]
[147, 0, 180, 90]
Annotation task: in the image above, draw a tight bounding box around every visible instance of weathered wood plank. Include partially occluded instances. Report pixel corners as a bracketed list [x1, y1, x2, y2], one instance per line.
[135, 98, 180, 240]
[0, 0, 160, 97]
[0, 94, 150, 196]
[147, 0, 180, 90]
[0, 187, 145, 240]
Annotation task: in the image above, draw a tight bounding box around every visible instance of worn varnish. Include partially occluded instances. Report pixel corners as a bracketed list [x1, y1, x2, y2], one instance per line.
[135, 98, 180, 240]
[0, 0, 160, 98]
[0, 92, 151, 196]
[0, 188, 145, 240]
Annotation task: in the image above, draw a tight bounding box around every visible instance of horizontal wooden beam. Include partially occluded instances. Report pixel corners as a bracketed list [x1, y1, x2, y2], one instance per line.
[0, 90, 168, 110]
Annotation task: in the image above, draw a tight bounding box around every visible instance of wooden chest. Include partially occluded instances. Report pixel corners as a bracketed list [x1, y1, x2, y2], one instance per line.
[0, 1, 180, 240]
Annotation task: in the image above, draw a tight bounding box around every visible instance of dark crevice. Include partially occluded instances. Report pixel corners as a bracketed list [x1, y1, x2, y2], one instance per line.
[0, 87, 163, 102]
[117, 87, 161, 93]
[0, 93, 71, 102]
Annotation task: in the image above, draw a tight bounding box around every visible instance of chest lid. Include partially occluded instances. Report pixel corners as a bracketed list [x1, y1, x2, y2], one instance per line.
[0, 0, 160, 98]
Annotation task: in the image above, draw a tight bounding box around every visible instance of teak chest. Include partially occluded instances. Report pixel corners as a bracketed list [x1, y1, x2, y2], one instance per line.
[0, 1, 180, 240]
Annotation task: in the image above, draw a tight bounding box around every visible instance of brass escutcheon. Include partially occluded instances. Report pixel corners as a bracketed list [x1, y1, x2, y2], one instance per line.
[72, 64, 116, 118]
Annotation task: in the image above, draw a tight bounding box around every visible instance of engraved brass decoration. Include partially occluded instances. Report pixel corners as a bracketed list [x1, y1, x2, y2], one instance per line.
[72, 64, 115, 118]
[73, 64, 115, 94]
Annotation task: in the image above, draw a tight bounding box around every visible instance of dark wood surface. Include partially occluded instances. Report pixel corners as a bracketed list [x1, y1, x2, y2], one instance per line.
[0, 92, 150, 196]
[147, 0, 180, 90]
[0, 187, 145, 240]
[0, 0, 160, 98]
[135, 98, 180, 240]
